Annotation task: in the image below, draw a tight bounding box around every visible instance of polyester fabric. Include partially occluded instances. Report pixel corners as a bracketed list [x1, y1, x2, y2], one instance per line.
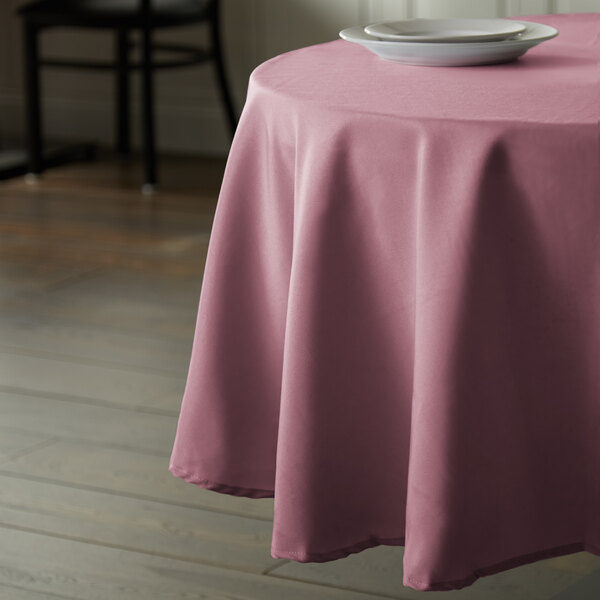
[170, 13, 600, 591]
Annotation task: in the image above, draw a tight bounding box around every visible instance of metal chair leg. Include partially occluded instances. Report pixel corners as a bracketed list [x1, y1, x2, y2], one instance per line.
[23, 20, 43, 176]
[140, 0, 157, 192]
[210, 4, 237, 138]
[116, 28, 131, 157]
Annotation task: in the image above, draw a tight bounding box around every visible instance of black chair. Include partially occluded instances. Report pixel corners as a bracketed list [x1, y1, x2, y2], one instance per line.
[18, 0, 237, 192]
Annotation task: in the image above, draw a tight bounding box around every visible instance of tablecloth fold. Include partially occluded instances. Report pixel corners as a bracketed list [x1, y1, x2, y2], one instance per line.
[170, 13, 600, 591]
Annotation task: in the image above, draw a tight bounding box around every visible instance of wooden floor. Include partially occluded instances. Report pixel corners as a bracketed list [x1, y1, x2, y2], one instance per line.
[0, 155, 599, 600]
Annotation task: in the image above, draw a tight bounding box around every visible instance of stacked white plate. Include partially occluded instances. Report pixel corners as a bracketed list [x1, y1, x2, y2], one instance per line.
[339, 18, 558, 66]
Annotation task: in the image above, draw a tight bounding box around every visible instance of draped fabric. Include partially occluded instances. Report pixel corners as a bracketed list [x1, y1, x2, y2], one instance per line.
[170, 14, 600, 591]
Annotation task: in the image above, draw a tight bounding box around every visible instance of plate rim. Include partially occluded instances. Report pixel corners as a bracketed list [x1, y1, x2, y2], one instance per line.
[340, 21, 559, 49]
[364, 17, 528, 43]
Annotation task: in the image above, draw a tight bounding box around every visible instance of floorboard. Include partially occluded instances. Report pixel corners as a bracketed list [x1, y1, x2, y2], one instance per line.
[0, 429, 54, 464]
[0, 583, 75, 600]
[0, 528, 387, 600]
[268, 545, 600, 600]
[0, 440, 274, 520]
[0, 390, 177, 455]
[0, 351, 185, 414]
[0, 312, 190, 375]
[0, 476, 281, 574]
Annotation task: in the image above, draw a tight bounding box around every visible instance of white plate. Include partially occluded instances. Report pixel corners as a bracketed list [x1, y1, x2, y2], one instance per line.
[364, 18, 527, 43]
[339, 21, 558, 67]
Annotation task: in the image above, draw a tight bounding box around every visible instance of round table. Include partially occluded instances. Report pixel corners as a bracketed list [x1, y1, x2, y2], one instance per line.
[170, 13, 600, 592]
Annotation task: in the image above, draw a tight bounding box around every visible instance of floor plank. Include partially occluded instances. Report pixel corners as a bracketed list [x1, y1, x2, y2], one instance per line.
[0, 429, 53, 464]
[268, 545, 600, 600]
[0, 238, 209, 276]
[0, 583, 74, 600]
[545, 553, 600, 575]
[0, 283, 199, 340]
[0, 390, 177, 455]
[0, 261, 98, 299]
[0, 440, 274, 521]
[0, 351, 185, 415]
[0, 476, 281, 574]
[0, 528, 386, 600]
[0, 314, 190, 376]
[51, 266, 205, 310]
[0, 174, 215, 275]
[0, 302, 194, 355]
[551, 569, 600, 600]
[0, 187, 217, 223]
[0, 154, 226, 198]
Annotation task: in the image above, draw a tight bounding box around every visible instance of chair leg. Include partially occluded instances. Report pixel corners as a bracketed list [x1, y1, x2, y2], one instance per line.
[115, 28, 131, 157]
[141, 4, 157, 191]
[23, 20, 43, 176]
[210, 4, 237, 138]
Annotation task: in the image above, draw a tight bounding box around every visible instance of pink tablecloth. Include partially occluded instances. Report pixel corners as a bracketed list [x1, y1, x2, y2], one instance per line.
[170, 13, 600, 591]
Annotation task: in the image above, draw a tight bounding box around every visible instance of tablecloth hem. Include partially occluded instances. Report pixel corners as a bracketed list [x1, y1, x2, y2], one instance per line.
[270, 535, 406, 563]
[405, 542, 600, 592]
[168, 464, 275, 499]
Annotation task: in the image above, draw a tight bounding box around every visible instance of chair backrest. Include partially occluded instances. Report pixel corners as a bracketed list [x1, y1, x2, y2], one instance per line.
[136, 0, 218, 13]
[140, 0, 151, 19]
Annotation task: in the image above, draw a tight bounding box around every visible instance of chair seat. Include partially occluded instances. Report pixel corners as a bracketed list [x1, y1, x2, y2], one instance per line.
[19, 0, 212, 29]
